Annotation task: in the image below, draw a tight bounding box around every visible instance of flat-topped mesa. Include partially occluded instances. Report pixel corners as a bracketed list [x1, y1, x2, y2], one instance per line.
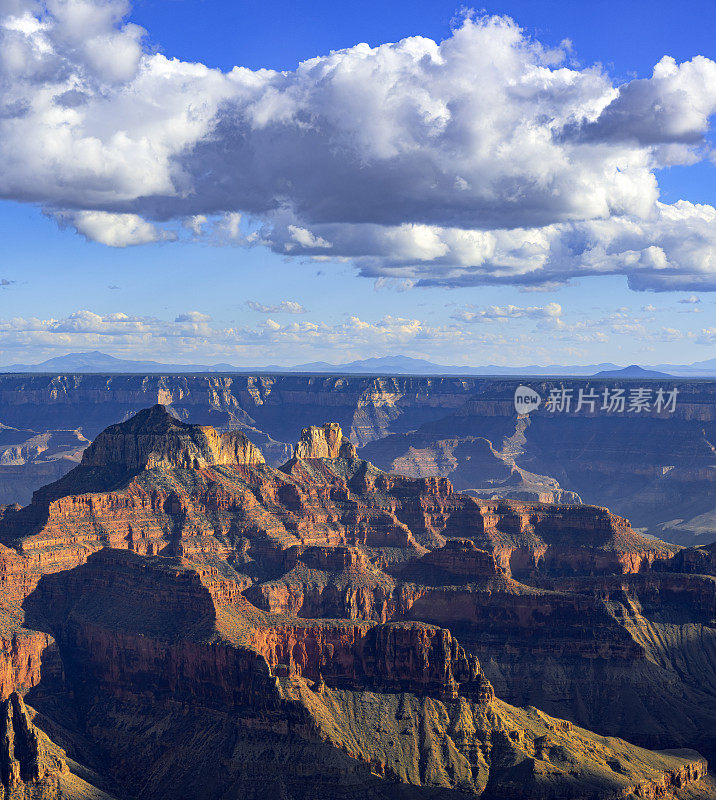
[249, 620, 494, 702]
[294, 423, 357, 460]
[419, 539, 502, 579]
[80, 404, 265, 472]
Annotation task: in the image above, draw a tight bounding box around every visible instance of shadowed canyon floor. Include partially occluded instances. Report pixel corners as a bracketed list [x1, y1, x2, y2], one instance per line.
[0, 406, 712, 798]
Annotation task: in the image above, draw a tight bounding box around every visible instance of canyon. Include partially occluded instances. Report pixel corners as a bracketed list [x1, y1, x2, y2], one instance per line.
[0, 405, 712, 798]
[0, 373, 712, 547]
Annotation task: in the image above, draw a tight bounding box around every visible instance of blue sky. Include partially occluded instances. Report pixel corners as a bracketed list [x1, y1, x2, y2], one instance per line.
[0, 0, 714, 367]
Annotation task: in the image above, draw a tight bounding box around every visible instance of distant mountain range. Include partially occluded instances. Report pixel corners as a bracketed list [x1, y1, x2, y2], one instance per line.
[2, 351, 715, 377]
[0, 351, 239, 374]
[591, 365, 673, 379]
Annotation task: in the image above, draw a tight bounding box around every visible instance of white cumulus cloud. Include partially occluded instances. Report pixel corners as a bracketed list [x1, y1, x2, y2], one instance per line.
[0, 3, 715, 289]
[53, 210, 173, 246]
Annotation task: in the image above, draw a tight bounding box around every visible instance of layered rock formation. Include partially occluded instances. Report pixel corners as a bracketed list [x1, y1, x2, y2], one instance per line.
[293, 422, 357, 460]
[0, 406, 676, 587]
[0, 374, 713, 548]
[78, 404, 265, 472]
[0, 373, 480, 448]
[0, 631, 52, 702]
[20, 548, 711, 800]
[361, 379, 716, 547]
[385, 433, 582, 503]
[662, 541, 716, 575]
[0, 407, 710, 799]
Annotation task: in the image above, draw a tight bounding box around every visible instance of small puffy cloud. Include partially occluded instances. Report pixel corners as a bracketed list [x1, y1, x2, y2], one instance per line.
[183, 215, 207, 236]
[245, 300, 308, 314]
[1, 278, 15, 287]
[174, 311, 211, 323]
[678, 295, 701, 303]
[373, 277, 415, 292]
[287, 226, 331, 250]
[659, 327, 685, 341]
[452, 302, 562, 323]
[216, 213, 242, 240]
[54, 211, 174, 247]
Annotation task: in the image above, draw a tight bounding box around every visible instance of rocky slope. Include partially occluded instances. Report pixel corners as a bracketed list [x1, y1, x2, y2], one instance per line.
[384, 432, 582, 503]
[77, 404, 265, 472]
[0, 409, 710, 797]
[0, 691, 117, 799]
[20, 548, 710, 800]
[246, 537, 716, 762]
[0, 426, 88, 506]
[0, 407, 676, 586]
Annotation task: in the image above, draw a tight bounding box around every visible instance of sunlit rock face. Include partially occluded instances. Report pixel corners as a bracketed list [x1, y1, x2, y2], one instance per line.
[294, 422, 357, 460]
[80, 404, 265, 471]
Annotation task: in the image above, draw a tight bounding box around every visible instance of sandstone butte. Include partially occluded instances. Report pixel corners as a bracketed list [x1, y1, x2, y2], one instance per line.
[0, 404, 712, 799]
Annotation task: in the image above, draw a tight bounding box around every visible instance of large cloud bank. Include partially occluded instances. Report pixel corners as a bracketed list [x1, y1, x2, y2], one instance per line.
[1, 0, 716, 289]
